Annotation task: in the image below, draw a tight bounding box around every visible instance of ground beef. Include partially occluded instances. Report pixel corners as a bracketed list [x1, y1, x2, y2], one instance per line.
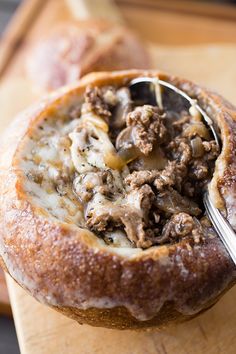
[72, 85, 220, 249]
[126, 105, 167, 155]
[159, 213, 195, 243]
[125, 161, 187, 192]
[190, 160, 209, 180]
[83, 86, 118, 120]
[138, 184, 155, 214]
[154, 161, 187, 192]
[167, 138, 192, 164]
[125, 170, 160, 189]
[203, 140, 219, 160]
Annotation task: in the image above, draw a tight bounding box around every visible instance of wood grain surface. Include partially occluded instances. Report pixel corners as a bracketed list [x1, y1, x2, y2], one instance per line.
[7, 271, 236, 354]
[1, 0, 236, 353]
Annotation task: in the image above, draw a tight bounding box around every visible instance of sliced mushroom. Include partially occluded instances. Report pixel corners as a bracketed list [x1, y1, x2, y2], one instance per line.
[116, 126, 140, 164]
[191, 136, 204, 158]
[111, 87, 132, 130]
[155, 188, 201, 216]
[129, 146, 167, 171]
[116, 126, 133, 151]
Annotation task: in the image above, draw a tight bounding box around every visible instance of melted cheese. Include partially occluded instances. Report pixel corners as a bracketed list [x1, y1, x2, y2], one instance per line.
[21, 117, 84, 224]
[69, 122, 125, 173]
[20, 108, 137, 251]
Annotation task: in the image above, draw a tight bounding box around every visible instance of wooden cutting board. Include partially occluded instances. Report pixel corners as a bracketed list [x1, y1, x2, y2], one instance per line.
[6, 276, 236, 354]
[1, 0, 236, 353]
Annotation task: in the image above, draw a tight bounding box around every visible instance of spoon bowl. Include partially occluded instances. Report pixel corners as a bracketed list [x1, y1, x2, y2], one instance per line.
[129, 77, 220, 147]
[129, 76, 236, 265]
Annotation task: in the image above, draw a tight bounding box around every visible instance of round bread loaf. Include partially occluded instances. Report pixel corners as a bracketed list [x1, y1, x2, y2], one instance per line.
[0, 70, 235, 329]
[26, 21, 150, 91]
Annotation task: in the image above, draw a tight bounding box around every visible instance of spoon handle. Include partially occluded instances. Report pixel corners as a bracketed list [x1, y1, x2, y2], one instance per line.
[204, 191, 236, 266]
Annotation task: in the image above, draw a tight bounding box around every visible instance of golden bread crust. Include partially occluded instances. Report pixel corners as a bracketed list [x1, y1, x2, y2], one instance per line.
[0, 70, 236, 329]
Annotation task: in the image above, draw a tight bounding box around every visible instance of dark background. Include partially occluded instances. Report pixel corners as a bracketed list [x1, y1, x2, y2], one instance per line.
[0, 317, 20, 354]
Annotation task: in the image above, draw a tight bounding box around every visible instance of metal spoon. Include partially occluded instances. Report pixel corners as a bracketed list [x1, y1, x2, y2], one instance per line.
[129, 77, 220, 147]
[129, 77, 236, 265]
[204, 191, 236, 265]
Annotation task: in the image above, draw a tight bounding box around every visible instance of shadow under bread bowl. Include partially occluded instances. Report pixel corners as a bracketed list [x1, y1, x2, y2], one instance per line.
[26, 21, 150, 92]
[0, 70, 236, 330]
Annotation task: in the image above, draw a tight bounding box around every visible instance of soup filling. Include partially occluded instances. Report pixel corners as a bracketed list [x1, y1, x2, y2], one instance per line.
[22, 84, 219, 249]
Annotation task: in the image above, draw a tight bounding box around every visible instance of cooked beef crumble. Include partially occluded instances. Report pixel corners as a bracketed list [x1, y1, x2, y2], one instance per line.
[29, 84, 218, 249]
[83, 86, 118, 120]
[125, 105, 167, 155]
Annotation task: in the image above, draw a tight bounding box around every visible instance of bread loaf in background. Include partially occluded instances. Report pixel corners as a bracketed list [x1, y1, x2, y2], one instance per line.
[26, 20, 150, 91]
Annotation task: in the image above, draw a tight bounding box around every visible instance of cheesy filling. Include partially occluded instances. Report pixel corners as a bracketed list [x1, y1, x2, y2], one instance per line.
[21, 85, 219, 250]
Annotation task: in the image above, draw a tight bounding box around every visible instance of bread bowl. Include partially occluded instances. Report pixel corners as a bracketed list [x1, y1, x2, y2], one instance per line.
[0, 70, 235, 330]
[26, 21, 150, 91]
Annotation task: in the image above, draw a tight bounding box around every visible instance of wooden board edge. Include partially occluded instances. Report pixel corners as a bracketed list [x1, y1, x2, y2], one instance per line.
[0, 0, 45, 77]
[117, 0, 236, 22]
[6, 276, 26, 353]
